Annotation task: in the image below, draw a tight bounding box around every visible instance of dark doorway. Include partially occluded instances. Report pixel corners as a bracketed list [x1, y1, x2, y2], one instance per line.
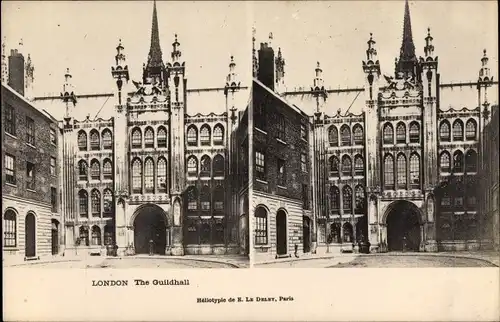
[25, 213, 36, 258]
[51, 220, 59, 255]
[303, 217, 311, 253]
[133, 205, 167, 255]
[356, 215, 368, 242]
[386, 201, 421, 251]
[276, 210, 287, 255]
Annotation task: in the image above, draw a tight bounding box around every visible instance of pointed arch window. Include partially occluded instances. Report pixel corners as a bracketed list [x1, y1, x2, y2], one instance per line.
[91, 189, 101, 215]
[354, 155, 364, 176]
[465, 119, 477, 140]
[157, 126, 168, 148]
[103, 189, 113, 214]
[200, 185, 211, 210]
[453, 150, 464, 173]
[79, 226, 89, 246]
[409, 153, 420, 188]
[78, 131, 87, 151]
[353, 124, 364, 145]
[409, 122, 420, 143]
[144, 158, 154, 193]
[397, 153, 407, 189]
[3, 210, 17, 247]
[440, 121, 451, 142]
[384, 154, 395, 189]
[342, 185, 353, 212]
[157, 157, 167, 193]
[131, 128, 142, 149]
[383, 123, 394, 144]
[103, 159, 113, 180]
[90, 130, 100, 150]
[355, 185, 365, 213]
[465, 149, 478, 173]
[328, 126, 338, 147]
[90, 159, 100, 180]
[329, 156, 339, 176]
[330, 185, 340, 211]
[78, 160, 88, 181]
[452, 120, 464, 141]
[341, 155, 352, 177]
[187, 156, 198, 176]
[396, 122, 406, 144]
[200, 155, 211, 177]
[144, 127, 155, 148]
[102, 129, 113, 149]
[187, 126, 198, 146]
[213, 154, 224, 177]
[91, 226, 101, 245]
[213, 124, 224, 145]
[131, 158, 142, 193]
[254, 207, 268, 245]
[186, 186, 198, 210]
[340, 125, 351, 146]
[440, 151, 451, 173]
[78, 190, 88, 216]
[200, 125, 211, 146]
[214, 185, 224, 211]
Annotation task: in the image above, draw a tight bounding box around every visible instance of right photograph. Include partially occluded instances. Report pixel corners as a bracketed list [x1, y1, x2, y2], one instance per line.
[250, 0, 499, 268]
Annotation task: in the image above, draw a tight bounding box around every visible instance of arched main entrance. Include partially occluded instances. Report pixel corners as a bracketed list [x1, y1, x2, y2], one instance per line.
[25, 213, 36, 258]
[303, 216, 311, 253]
[276, 210, 287, 256]
[385, 200, 422, 252]
[51, 220, 59, 255]
[133, 205, 168, 255]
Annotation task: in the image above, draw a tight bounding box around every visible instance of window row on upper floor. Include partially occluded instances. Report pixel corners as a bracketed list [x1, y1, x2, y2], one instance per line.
[130, 126, 168, 149]
[78, 129, 113, 151]
[185, 185, 225, 212]
[328, 184, 366, 214]
[186, 123, 225, 147]
[77, 224, 114, 246]
[383, 152, 421, 190]
[439, 118, 478, 142]
[329, 154, 365, 177]
[78, 188, 113, 217]
[439, 149, 478, 174]
[328, 124, 364, 147]
[382, 121, 421, 145]
[186, 154, 225, 178]
[131, 157, 168, 194]
[78, 159, 113, 181]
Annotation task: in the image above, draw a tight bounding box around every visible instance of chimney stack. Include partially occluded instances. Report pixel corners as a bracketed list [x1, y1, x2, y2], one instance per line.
[8, 48, 25, 96]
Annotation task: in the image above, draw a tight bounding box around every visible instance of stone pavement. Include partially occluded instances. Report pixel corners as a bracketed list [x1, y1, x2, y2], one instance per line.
[254, 252, 356, 267]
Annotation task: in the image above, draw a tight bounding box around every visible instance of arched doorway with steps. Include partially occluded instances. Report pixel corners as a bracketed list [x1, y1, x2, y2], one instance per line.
[384, 200, 423, 252]
[132, 204, 169, 255]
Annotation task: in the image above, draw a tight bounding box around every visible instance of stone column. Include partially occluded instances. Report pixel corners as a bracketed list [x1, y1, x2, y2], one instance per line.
[170, 198, 184, 255]
[425, 193, 438, 252]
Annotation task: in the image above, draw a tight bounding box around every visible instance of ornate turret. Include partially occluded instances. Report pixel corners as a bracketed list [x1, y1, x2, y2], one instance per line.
[478, 49, 492, 83]
[171, 34, 182, 63]
[478, 49, 493, 121]
[395, 0, 418, 79]
[61, 68, 77, 118]
[143, 0, 165, 86]
[252, 27, 258, 78]
[362, 33, 381, 101]
[111, 39, 130, 105]
[311, 62, 327, 114]
[24, 54, 35, 100]
[424, 28, 434, 58]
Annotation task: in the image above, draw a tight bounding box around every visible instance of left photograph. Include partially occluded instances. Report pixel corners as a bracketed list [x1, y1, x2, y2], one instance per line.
[1, 0, 251, 268]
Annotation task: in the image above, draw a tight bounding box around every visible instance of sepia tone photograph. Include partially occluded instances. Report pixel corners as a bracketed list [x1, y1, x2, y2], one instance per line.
[251, 0, 499, 268]
[2, 0, 251, 269]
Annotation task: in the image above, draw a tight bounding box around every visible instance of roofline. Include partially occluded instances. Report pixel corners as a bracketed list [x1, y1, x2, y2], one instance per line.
[253, 78, 308, 117]
[1, 83, 56, 124]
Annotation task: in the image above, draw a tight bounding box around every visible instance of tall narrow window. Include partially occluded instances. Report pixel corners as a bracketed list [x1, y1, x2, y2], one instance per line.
[353, 124, 364, 145]
[214, 186, 224, 211]
[213, 154, 224, 177]
[439, 121, 451, 142]
[330, 156, 339, 176]
[103, 159, 112, 180]
[397, 153, 407, 189]
[341, 155, 352, 177]
[383, 123, 394, 144]
[51, 187, 57, 212]
[200, 125, 211, 145]
[276, 114, 286, 141]
[186, 186, 198, 210]
[465, 119, 477, 140]
[157, 157, 167, 193]
[3, 210, 17, 247]
[157, 126, 168, 148]
[465, 149, 478, 173]
[330, 186, 340, 210]
[255, 150, 266, 181]
[277, 158, 286, 186]
[453, 151, 464, 173]
[329, 126, 338, 147]
[187, 126, 198, 146]
[144, 127, 154, 148]
[26, 117, 35, 145]
[254, 103, 266, 131]
[79, 226, 89, 246]
[342, 185, 353, 212]
[78, 131, 87, 151]
[452, 120, 464, 141]
[302, 184, 309, 210]
[50, 128, 57, 145]
[50, 157, 56, 176]
[355, 185, 365, 213]
[91, 189, 101, 215]
[103, 189, 113, 214]
[200, 155, 211, 177]
[354, 155, 363, 176]
[131, 128, 142, 149]
[340, 125, 351, 146]
[396, 122, 406, 144]
[90, 130, 100, 150]
[187, 156, 198, 176]
[409, 122, 420, 143]
[301, 153, 307, 172]
[26, 162, 35, 190]
[102, 129, 112, 149]
[78, 160, 88, 181]
[254, 207, 268, 245]
[78, 190, 88, 215]
[4, 104, 15, 136]
[213, 124, 224, 145]
[91, 226, 101, 245]
[132, 158, 142, 193]
[144, 158, 154, 193]
[440, 151, 451, 173]
[5, 154, 16, 185]
[410, 153, 420, 188]
[200, 185, 211, 210]
[384, 154, 395, 189]
[301, 123, 308, 141]
[90, 159, 100, 180]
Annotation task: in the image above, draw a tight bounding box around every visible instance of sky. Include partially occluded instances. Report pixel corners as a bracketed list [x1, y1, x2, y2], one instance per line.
[1, 1, 253, 97]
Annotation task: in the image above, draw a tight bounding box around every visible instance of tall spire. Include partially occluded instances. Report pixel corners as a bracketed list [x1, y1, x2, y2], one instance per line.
[396, 0, 417, 77]
[147, 0, 163, 69]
